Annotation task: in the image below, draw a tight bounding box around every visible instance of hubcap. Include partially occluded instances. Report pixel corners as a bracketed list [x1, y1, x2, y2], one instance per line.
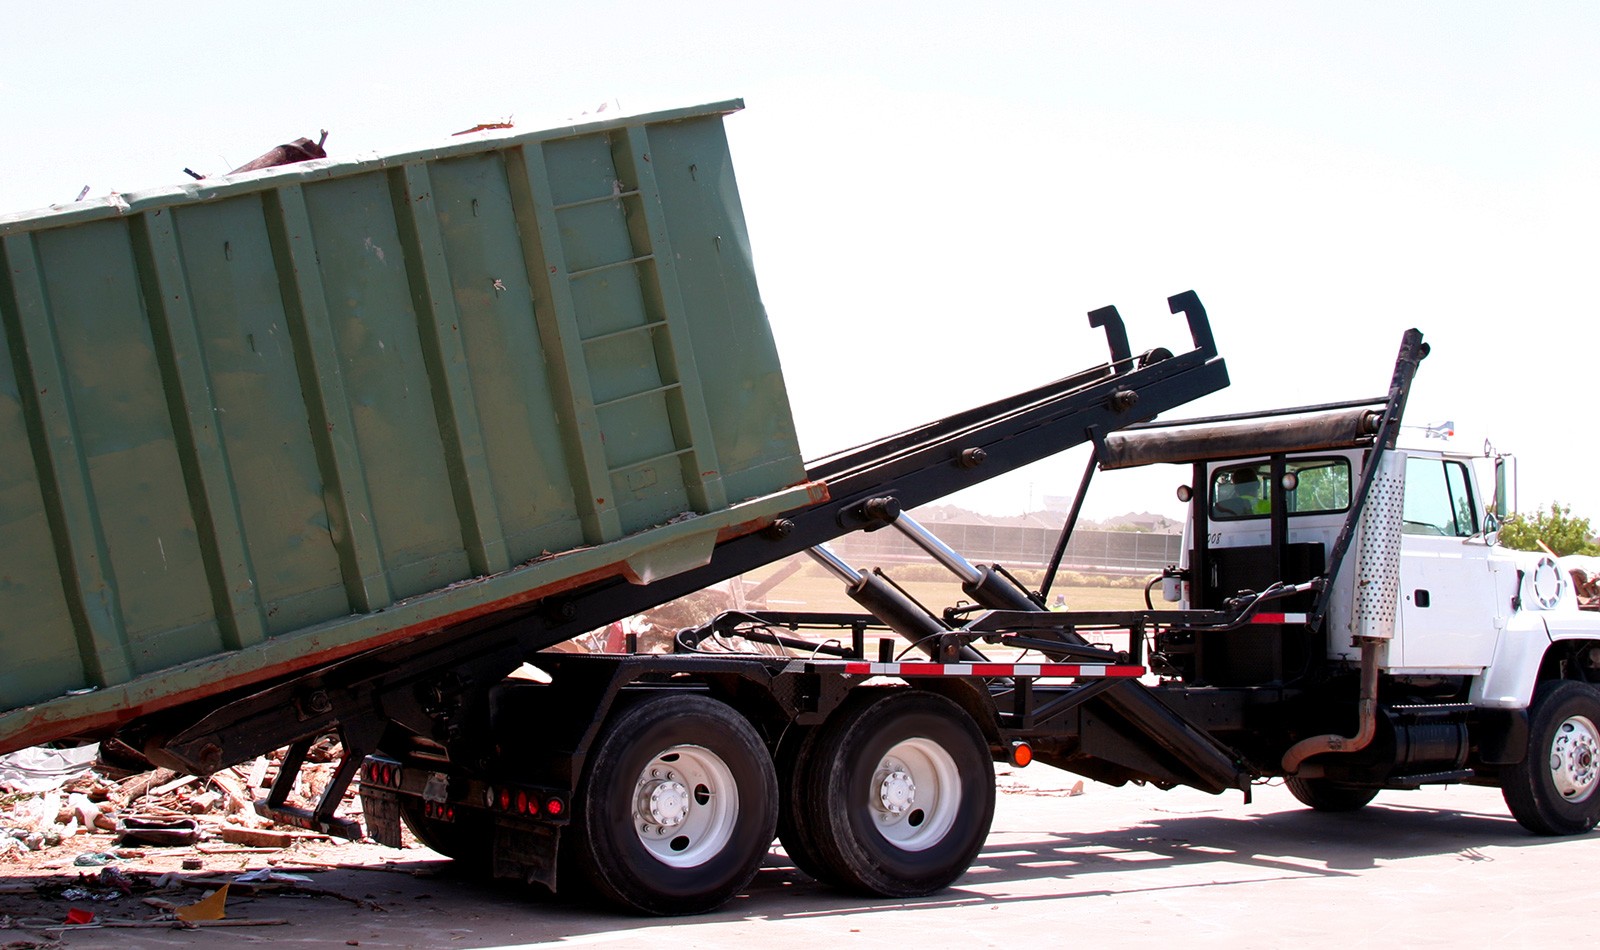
[630, 745, 739, 868]
[878, 767, 916, 815]
[638, 773, 690, 828]
[867, 738, 961, 852]
[1549, 714, 1600, 804]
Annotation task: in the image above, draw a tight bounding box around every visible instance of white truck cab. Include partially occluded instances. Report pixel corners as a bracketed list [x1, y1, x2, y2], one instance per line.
[1190, 441, 1590, 706]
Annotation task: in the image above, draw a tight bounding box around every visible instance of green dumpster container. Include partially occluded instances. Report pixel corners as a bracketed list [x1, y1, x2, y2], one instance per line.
[0, 100, 812, 752]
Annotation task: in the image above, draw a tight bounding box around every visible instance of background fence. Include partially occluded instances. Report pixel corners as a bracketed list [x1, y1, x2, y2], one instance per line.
[830, 523, 1182, 574]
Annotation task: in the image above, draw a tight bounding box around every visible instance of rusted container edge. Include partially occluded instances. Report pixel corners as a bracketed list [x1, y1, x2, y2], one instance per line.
[0, 100, 745, 232]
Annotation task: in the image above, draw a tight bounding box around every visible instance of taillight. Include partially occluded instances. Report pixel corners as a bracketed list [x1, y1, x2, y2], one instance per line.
[482, 783, 559, 818]
[363, 760, 401, 788]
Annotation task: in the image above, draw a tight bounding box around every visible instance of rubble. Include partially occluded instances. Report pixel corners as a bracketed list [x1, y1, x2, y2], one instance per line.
[0, 737, 407, 938]
[1571, 567, 1599, 610]
[0, 737, 365, 866]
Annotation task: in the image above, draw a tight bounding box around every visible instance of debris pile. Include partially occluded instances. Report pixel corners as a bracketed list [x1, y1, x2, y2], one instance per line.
[1573, 567, 1599, 610]
[0, 738, 421, 939]
[0, 737, 361, 861]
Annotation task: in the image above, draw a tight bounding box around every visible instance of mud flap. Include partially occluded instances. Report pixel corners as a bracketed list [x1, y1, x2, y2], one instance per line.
[494, 822, 560, 891]
[361, 786, 404, 848]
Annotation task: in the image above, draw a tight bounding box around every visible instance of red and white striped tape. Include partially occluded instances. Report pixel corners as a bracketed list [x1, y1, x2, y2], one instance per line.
[821, 661, 1146, 678]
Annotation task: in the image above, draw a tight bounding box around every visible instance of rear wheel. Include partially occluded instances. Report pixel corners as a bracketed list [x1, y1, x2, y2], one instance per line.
[570, 694, 777, 915]
[1503, 680, 1600, 836]
[796, 690, 994, 897]
[775, 726, 838, 884]
[398, 797, 493, 872]
[1284, 776, 1379, 812]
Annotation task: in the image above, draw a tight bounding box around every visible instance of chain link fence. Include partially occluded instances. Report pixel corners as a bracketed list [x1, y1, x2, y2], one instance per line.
[831, 522, 1181, 575]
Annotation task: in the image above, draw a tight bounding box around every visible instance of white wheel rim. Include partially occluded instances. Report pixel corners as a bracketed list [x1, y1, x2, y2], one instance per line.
[631, 744, 739, 868]
[1549, 714, 1600, 804]
[867, 737, 961, 852]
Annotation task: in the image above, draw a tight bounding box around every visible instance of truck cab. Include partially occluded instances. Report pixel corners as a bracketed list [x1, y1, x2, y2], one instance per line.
[1185, 441, 1578, 702]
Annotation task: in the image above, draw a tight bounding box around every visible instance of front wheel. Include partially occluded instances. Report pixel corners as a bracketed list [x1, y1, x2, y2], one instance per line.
[1503, 680, 1600, 836]
[795, 690, 995, 897]
[569, 693, 777, 915]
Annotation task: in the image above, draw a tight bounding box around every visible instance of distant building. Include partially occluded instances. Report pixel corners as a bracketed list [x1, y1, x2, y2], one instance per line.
[1103, 512, 1180, 534]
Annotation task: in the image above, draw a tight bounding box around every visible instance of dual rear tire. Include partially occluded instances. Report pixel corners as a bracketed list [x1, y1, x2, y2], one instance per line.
[569, 693, 778, 915]
[781, 690, 996, 897]
[499, 687, 1000, 913]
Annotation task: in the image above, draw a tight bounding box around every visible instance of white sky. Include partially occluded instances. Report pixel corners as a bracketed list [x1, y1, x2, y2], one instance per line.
[5, 2, 1596, 521]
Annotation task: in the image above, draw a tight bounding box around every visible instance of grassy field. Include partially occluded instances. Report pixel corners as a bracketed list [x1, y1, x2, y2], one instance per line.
[686, 555, 1168, 660]
[739, 556, 1157, 614]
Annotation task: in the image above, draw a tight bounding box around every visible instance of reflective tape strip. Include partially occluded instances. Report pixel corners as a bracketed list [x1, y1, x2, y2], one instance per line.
[835, 661, 1145, 678]
[1248, 612, 1308, 624]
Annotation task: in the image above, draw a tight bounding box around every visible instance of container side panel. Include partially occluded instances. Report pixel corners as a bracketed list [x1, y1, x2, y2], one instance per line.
[299, 174, 470, 599]
[171, 197, 350, 634]
[642, 118, 805, 501]
[34, 223, 223, 675]
[264, 186, 392, 612]
[609, 129, 726, 516]
[424, 153, 586, 564]
[556, 201, 640, 279]
[544, 131, 709, 535]
[599, 387, 694, 529]
[131, 210, 268, 652]
[0, 283, 86, 705]
[542, 135, 625, 208]
[0, 102, 814, 735]
[581, 320, 665, 407]
[595, 389, 681, 471]
[0, 234, 134, 689]
[504, 143, 622, 545]
[387, 162, 508, 577]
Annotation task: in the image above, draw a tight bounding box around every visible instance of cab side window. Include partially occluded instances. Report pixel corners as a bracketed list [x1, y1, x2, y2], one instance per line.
[1210, 458, 1350, 520]
[1403, 457, 1478, 537]
[1211, 463, 1271, 519]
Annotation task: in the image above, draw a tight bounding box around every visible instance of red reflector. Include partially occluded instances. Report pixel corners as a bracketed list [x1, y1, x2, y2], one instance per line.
[1009, 741, 1033, 768]
[500, 789, 511, 810]
[516, 791, 528, 813]
[546, 798, 563, 816]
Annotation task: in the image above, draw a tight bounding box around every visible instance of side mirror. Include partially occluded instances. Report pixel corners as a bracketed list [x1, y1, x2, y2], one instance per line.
[1494, 456, 1514, 520]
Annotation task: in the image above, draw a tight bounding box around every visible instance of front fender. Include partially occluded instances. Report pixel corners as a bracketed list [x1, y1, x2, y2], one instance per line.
[1469, 614, 1552, 709]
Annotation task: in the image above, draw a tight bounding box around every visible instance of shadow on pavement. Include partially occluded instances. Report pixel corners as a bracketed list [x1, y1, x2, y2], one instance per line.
[0, 799, 1586, 945]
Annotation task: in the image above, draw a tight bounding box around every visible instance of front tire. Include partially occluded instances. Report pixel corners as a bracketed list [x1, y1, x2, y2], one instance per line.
[1503, 680, 1600, 836]
[1284, 777, 1379, 812]
[796, 690, 995, 897]
[570, 693, 777, 915]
